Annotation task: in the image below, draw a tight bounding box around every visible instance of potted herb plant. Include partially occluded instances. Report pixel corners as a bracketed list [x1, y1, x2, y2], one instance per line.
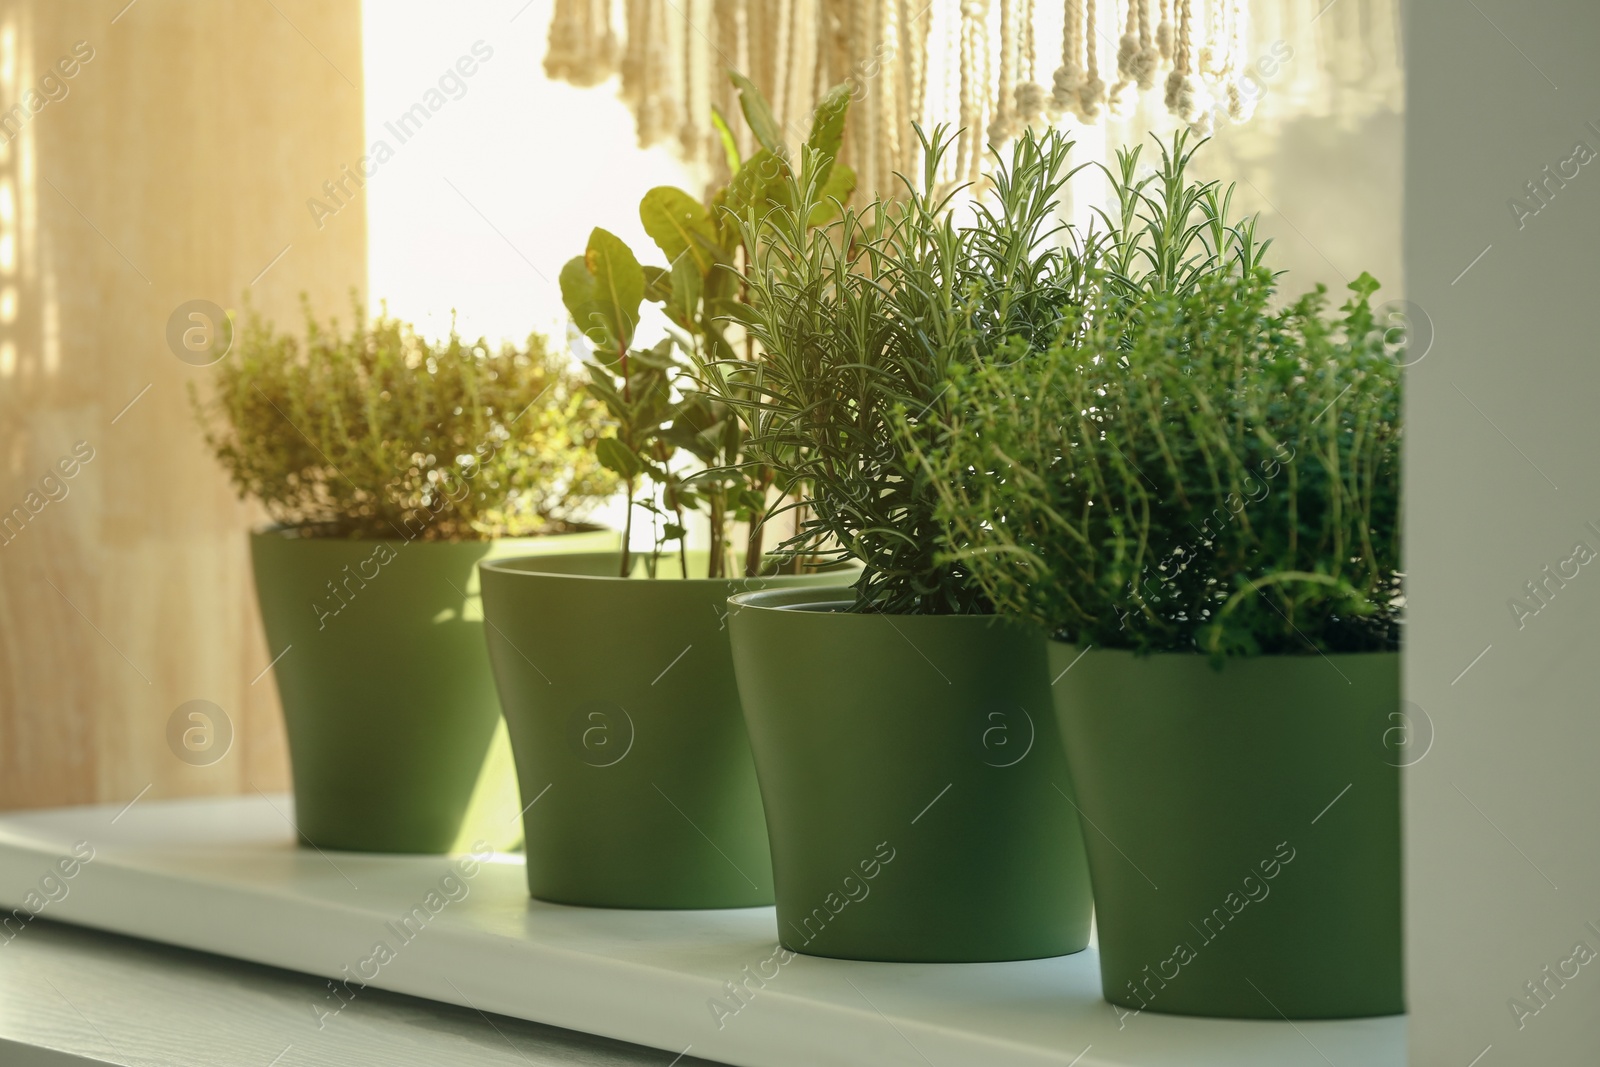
[192, 298, 614, 853]
[710, 130, 1096, 962]
[920, 136, 1404, 1017]
[479, 75, 854, 909]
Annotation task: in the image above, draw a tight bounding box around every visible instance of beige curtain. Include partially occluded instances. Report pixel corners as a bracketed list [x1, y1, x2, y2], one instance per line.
[0, 0, 366, 811]
[544, 0, 1402, 196]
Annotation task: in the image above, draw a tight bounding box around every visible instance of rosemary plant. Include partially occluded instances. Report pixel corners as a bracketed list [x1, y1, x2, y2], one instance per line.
[192, 297, 614, 541]
[919, 135, 1402, 655]
[717, 127, 1096, 613]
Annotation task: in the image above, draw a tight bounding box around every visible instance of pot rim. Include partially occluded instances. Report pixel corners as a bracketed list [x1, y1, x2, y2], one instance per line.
[1048, 640, 1401, 662]
[726, 585, 856, 611]
[482, 552, 853, 587]
[727, 586, 1022, 626]
[250, 523, 608, 545]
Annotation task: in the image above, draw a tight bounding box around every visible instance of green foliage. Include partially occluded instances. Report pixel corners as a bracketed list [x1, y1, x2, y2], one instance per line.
[919, 134, 1403, 655]
[560, 72, 853, 578]
[1095, 132, 1272, 296]
[716, 128, 1094, 614]
[191, 296, 614, 541]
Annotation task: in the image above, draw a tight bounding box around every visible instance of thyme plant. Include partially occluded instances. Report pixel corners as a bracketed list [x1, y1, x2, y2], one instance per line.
[192, 297, 614, 541]
[716, 128, 1096, 613]
[919, 136, 1402, 655]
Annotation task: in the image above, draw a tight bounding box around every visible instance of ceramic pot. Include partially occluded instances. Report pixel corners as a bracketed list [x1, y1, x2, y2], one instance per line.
[727, 586, 1094, 962]
[1049, 644, 1404, 1019]
[251, 528, 612, 853]
[480, 553, 844, 908]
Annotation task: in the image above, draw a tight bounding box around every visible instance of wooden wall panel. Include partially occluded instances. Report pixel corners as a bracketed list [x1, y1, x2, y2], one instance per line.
[0, 0, 366, 810]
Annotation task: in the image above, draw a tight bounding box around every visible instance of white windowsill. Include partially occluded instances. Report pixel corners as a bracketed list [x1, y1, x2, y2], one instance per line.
[0, 796, 1404, 1067]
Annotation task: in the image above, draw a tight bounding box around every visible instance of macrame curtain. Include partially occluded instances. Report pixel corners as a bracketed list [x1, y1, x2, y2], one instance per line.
[544, 0, 1401, 195]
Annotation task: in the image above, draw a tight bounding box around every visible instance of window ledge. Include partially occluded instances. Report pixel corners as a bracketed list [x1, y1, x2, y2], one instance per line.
[0, 796, 1404, 1067]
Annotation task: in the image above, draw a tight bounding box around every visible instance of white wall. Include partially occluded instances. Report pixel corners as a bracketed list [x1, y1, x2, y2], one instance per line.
[361, 0, 699, 348]
[1405, 1, 1600, 1063]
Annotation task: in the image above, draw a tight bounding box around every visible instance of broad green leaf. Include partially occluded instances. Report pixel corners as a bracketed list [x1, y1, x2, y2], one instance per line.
[717, 296, 762, 332]
[583, 228, 644, 352]
[807, 163, 857, 227]
[584, 363, 622, 398]
[673, 392, 719, 434]
[595, 437, 644, 479]
[666, 252, 704, 331]
[723, 149, 794, 234]
[710, 106, 742, 175]
[642, 452, 674, 479]
[642, 265, 673, 303]
[640, 187, 719, 274]
[805, 82, 852, 185]
[730, 71, 784, 154]
[734, 486, 769, 518]
[719, 414, 742, 458]
[702, 258, 738, 302]
[658, 422, 718, 463]
[699, 316, 737, 363]
[559, 256, 604, 344]
[630, 338, 680, 370]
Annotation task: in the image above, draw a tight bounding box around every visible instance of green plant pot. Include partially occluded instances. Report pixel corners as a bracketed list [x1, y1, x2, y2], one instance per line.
[1048, 644, 1404, 1019]
[250, 528, 615, 854]
[479, 553, 845, 909]
[726, 586, 1094, 962]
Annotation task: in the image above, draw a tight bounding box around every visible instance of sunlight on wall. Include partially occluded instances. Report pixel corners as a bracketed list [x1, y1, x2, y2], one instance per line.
[361, 0, 701, 349]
